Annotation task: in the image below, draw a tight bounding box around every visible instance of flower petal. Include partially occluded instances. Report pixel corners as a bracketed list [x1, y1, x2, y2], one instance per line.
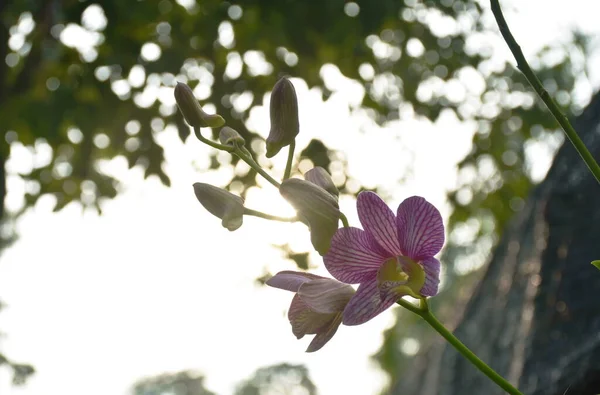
[298, 279, 355, 314]
[306, 313, 342, 352]
[357, 191, 403, 256]
[324, 227, 389, 284]
[419, 256, 441, 297]
[266, 271, 324, 292]
[342, 277, 399, 326]
[288, 295, 335, 338]
[396, 196, 445, 259]
[280, 178, 340, 255]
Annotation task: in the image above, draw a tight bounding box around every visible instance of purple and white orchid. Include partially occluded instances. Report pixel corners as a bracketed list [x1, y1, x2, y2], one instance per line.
[324, 191, 444, 326]
[266, 271, 355, 352]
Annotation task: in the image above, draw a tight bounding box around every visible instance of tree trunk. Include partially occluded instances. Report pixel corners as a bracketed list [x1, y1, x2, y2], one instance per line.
[393, 93, 600, 395]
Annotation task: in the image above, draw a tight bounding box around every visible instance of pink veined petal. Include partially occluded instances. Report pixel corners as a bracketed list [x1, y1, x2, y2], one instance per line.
[306, 313, 343, 353]
[396, 196, 445, 260]
[342, 276, 399, 326]
[266, 271, 325, 292]
[419, 256, 441, 297]
[288, 295, 335, 339]
[357, 192, 403, 256]
[324, 227, 390, 284]
[298, 279, 355, 314]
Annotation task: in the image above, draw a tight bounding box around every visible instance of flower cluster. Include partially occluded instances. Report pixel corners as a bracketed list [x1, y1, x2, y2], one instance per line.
[176, 76, 444, 352]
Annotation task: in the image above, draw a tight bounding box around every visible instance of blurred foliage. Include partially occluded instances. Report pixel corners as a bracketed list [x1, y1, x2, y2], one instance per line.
[130, 364, 316, 395]
[234, 363, 317, 395]
[131, 371, 216, 395]
[0, 351, 35, 385]
[0, 0, 592, 390]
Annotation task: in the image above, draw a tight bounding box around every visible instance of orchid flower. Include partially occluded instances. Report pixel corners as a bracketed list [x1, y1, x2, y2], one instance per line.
[267, 271, 355, 352]
[324, 191, 444, 325]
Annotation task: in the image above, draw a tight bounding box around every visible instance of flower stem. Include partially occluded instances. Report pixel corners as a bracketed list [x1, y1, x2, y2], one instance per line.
[396, 298, 422, 315]
[193, 127, 281, 189]
[244, 208, 298, 222]
[398, 298, 524, 395]
[490, 0, 600, 184]
[194, 127, 234, 152]
[339, 212, 350, 228]
[283, 141, 295, 181]
[234, 147, 281, 188]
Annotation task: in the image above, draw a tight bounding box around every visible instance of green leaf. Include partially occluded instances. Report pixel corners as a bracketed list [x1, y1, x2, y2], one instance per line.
[592, 260, 600, 270]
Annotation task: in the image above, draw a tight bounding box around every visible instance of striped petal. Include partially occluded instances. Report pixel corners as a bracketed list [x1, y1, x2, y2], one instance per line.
[342, 276, 399, 326]
[288, 295, 336, 338]
[396, 196, 445, 260]
[419, 257, 441, 297]
[357, 191, 403, 256]
[298, 279, 355, 314]
[266, 271, 324, 292]
[306, 313, 343, 352]
[324, 227, 389, 284]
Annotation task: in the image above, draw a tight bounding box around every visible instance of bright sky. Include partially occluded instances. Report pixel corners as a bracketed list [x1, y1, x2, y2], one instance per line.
[1, 1, 599, 395]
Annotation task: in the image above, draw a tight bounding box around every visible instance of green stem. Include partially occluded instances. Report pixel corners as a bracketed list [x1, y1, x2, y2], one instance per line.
[194, 127, 234, 152]
[339, 212, 350, 228]
[244, 208, 299, 222]
[235, 147, 281, 188]
[490, 0, 600, 184]
[283, 140, 295, 181]
[421, 311, 524, 395]
[396, 298, 422, 315]
[398, 299, 524, 395]
[193, 127, 281, 188]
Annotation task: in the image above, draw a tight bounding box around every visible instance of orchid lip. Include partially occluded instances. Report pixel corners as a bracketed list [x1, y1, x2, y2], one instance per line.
[376, 256, 426, 299]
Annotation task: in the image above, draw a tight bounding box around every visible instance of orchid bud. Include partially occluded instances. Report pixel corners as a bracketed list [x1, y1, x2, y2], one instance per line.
[193, 182, 244, 231]
[305, 167, 339, 198]
[280, 178, 340, 255]
[266, 77, 299, 158]
[219, 126, 245, 147]
[174, 82, 225, 128]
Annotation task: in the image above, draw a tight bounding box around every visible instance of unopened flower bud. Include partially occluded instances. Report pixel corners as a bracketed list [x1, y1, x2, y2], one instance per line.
[219, 126, 245, 147]
[280, 178, 340, 255]
[175, 82, 225, 128]
[266, 77, 299, 158]
[305, 167, 339, 198]
[193, 182, 244, 231]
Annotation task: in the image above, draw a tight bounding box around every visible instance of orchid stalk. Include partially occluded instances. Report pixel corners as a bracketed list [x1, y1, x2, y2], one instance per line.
[490, 0, 600, 271]
[399, 298, 524, 395]
[490, 0, 600, 185]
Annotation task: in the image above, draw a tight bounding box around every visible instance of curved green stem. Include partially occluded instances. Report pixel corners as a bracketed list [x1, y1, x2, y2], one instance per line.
[234, 147, 281, 188]
[490, 0, 600, 184]
[339, 212, 350, 228]
[398, 298, 524, 395]
[193, 127, 281, 188]
[193, 127, 234, 152]
[244, 208, 298, 222]
[283, 140, 295, 181]
[420, 310, 524, 395]
[396, 298, 422, 315]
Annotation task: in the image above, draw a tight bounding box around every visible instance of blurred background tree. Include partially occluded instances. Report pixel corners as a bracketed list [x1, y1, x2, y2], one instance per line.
[0, 0, 593, 391]
[131, 370, 216, 395]
[129, 364, 316, 395]
[233, 363, 316, 395]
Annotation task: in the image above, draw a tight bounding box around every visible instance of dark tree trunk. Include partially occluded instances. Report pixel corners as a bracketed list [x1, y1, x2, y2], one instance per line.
[393, 93, 600, 395]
